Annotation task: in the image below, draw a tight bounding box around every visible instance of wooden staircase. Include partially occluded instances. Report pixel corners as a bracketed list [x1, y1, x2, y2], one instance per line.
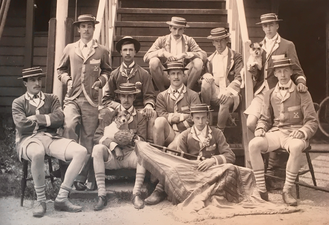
[111, 0, 228, 69]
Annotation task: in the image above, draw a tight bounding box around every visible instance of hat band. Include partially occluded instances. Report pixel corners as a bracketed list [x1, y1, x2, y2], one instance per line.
[273, 63, 292, 67]
[23, 70, 43, 76]
[210, 31, 227, 37]
[171, 21, 187, 26]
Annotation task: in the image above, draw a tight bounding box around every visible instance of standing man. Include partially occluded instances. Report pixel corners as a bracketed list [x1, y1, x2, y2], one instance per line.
[145, 62, 201, 205]
[12, 67, 87, 217]
[93, 83, 147, 210]
[249, 57, 318, 206]
[201, 28, 243, 131]
[144, 16, 207, 91]
[101, 36, 156, 141]
[57, 14, 112, 190]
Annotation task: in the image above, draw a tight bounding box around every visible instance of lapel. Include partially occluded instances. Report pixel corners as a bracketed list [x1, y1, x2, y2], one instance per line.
[74, 41, 84, 60]
[36, 92, 45, 110]
[25, 92, 45, 110]
[74, 40, 98, 63]
[164, 35, 171, 53]
[226, 48, 234, 76]
[263, 35, 281, 63]
[190, 125, 213, 148]
[274, 82, 294, 102]
[207, 52, 216, 73]
[182, 34, 188, 52]
[175, 85, 186, 103]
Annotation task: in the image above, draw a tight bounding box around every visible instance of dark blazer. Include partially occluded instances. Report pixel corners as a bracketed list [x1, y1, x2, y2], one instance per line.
[254, 35, 306, 95]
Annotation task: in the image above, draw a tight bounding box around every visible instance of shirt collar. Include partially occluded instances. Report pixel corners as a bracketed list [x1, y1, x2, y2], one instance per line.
[79, 39, 93, 50]
[123, 61, 135, 69]
[170, 34, 182, 42]
[216, 46, 228, 56]
[169, 84, 184, 93]
[265, 33, 278, 44]
[278, 79, 292, 88]
[193, 125, 207, 136]
[119, 105, 136, 115]
[26, 92, 40, 99]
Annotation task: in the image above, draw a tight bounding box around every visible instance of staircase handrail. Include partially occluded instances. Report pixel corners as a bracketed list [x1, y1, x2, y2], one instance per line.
[94, 0, 118, 59]
[0, 0, 11, 40]
[226, 0, 253, 168]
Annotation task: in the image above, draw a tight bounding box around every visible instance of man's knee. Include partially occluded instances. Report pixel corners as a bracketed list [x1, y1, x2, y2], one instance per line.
[26, 143, 45, 161]
[288, 140, 305, 156]
[92, 144, 107, 159]
[69, 143, 87, 158]
[149, 58, 161, 70]
[249, 138, 265, 155]
[154, 117, 168, 130]
[191, 58, 204, 71]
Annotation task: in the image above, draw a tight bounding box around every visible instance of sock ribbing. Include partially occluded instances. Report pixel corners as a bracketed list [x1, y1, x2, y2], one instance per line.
[95, 172, 106, 197]
[283, 171, 298, 192]
[35, 185, 46, 202]
[254, 170, 267, 192]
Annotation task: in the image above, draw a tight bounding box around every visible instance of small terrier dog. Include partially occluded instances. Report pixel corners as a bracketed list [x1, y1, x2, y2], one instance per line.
[247, 42, 263, 81]
[99, 109, 130, 144]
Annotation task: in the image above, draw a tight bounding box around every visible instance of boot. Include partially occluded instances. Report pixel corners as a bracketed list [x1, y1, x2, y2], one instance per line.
[132, 193, 144, 209]
[54, 199, 82, 212]
[94, 196, 107, 211]
[32, 201, 46, 218]
[144, 190, 166, 205]
[282, 190, 297, 206]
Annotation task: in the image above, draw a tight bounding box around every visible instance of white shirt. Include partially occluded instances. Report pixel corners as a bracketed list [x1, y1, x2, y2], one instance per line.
[80, 40, 93, 59]
[213, 47, 228, 90]
[27, 92, 41, 106]
[264, 33, 278, 57]
[193, 125, 207, 144]
[170, 35, 183, 56]
[278, 79, 292, 98]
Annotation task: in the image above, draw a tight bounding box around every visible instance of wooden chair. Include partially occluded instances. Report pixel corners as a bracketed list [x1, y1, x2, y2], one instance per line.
[264, 145, 316, 199]
[21, 155, 55, 206]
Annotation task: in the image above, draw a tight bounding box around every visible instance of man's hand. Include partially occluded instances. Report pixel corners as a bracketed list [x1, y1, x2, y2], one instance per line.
[164, 51, 176, 62]
[289, 130, 305, 139]
[171, 113, 181, 124]
[197, 158, 216, 172]
[114, 146, 124, 161]
[92, 80, 102, 90]
[296, 83, 308, 93]
[203, 73, 214, 83]
[175, 53, 187, 61]
[26, 115, 37, 121]
[254, 128, 266, 137]
[218, 90, 232, 104]
[143, 104, 155, 118]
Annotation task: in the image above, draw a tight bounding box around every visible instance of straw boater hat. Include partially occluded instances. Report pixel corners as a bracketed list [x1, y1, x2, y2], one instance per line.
[115, 36, 141, 53]
[207, 27, 230, 40]
[163, 62, 188, 72]
[267, 57, 295, 70]
[190, 104, 213, 114]
[18, 67, 46, 80]
[114, 83, 141, 95]
[166, 17, 190, 28]
[256, 13, 282, 25]
[73, 14, 99, 26]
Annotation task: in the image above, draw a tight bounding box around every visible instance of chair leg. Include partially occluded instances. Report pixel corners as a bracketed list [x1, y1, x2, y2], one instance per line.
[21, 160, 28, 207]
[295, 175, 300, 199]
[305, 151, 317, 186]
[48, 157, 54, 188]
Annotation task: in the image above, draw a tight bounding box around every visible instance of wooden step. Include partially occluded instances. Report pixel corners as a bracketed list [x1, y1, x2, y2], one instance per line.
[118, 8, 226, 15]
[116, 21, 228, 28]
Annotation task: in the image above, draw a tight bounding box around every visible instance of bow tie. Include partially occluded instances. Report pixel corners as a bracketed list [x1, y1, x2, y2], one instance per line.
[172, 89, 179, 94]
[279, 87, 289, 90]
[33, 94, 39, 99]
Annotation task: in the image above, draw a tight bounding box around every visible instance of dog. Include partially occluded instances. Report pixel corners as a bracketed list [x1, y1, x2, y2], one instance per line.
[247, 42, 263, 81]
[99, 109, 131, 145]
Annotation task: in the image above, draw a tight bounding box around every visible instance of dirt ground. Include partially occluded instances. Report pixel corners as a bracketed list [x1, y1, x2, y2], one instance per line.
[1, 186, 329, 225]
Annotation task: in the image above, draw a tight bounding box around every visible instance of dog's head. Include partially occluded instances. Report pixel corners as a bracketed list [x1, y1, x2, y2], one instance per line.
[249, 42, 263, 57]
[114, 109, 130, 126]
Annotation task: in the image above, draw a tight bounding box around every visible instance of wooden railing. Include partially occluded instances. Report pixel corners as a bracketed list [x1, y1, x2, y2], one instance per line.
[94, 0, 118, 62]
[226, 0, 253, 168]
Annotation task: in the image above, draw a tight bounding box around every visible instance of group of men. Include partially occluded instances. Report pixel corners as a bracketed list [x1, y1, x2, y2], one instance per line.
[12, 12, 318, 218]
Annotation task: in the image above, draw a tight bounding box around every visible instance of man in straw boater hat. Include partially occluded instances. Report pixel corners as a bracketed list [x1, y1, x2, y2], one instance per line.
[244, 13, 308, 189]
[101, 36, 156, 141]
[137, 103, 236, 206]
[144, 62, 201, 205]
[92, 83, 148, 210]
[57, 14, 112, 191]
[144, 16, 207, 92]
[201, 27, 243, 131]
[248, 57, 318, 206]
[12, 67, 88, 217]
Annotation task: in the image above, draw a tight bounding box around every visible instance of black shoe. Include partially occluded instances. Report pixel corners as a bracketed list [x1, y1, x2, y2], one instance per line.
[144, 190, 166, 205]
[282, 191, 297, 206]
[74, 181, 87, 191]
[54, 199, 82, 212]
[94, 196, 107, 211]
[132, 193, 144, 209]
[259, 191, 269, 201]
[32, 201, 46, 217]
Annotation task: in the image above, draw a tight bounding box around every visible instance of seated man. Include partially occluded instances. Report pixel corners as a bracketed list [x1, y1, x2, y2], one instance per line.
[92, 83, 147, 211]
[101, 36, 156, 141]
[248, 57, 318, 206]
[145, 62, 201, 205]
[201, 28, 243, 131]
[12, 67, 87, 217]
[143, 16, 207, 91]
[144, 103, 235, 205]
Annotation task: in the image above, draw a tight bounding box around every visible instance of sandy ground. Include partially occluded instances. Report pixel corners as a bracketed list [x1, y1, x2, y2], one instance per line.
[1, 186, 329, 225]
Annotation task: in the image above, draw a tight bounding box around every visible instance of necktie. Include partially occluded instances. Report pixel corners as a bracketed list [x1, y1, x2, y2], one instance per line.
[279, 87, 289, 90]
